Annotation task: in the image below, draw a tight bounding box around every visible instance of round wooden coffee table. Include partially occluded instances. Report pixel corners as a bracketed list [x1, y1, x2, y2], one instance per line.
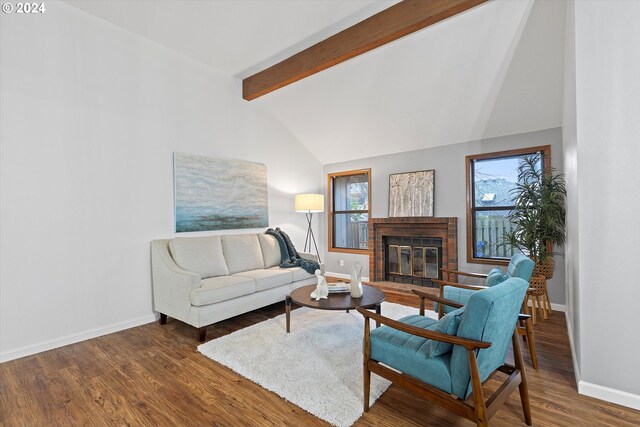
[285, 284, 385, 332]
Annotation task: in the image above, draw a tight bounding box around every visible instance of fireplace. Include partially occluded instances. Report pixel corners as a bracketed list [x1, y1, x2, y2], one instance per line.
[385, 236, 442, 286]
[369, 217, 457, 287]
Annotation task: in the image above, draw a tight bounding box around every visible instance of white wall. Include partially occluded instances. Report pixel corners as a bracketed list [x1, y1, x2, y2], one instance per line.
[323, 128, 566, 305]
[0, 1, 322, 362]
[565, 0, 640, 408]
[562, 0, 581, 374]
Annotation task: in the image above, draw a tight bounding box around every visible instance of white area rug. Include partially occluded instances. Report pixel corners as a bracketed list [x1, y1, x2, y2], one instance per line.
[198, 302, 437, 427]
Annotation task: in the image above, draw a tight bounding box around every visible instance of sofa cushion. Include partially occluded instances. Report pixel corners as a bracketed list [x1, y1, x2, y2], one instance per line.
[270, 266, 314, 281]
[233, 269, 293, 292]
[168, 236, 229, 279]
[190, 276, 255, 306]
[258, 234, 281, 268]
[221, 235, 265, 274]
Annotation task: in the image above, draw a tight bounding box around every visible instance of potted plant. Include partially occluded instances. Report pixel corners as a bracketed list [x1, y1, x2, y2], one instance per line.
[502, 154, 566, 317]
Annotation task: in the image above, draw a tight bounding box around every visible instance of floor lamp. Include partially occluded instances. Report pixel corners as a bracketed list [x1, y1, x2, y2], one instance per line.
[294, 193, 324, 263]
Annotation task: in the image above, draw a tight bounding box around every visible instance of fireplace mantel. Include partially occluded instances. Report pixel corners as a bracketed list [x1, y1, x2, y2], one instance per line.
[368, 217, 458, 284]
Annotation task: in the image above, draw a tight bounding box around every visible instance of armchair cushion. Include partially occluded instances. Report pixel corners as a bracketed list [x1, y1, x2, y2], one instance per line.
[427, 307, 465, 357]
[370, 315, 452, 394]
[371, 315, 438, 345]
[486, 266, 506, 287]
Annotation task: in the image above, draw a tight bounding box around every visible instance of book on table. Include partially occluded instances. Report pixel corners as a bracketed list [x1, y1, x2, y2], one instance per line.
[327, 283, 350, 294]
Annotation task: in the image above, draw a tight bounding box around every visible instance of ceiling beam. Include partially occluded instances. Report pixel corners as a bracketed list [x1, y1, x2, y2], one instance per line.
[242, 0, 488, 101]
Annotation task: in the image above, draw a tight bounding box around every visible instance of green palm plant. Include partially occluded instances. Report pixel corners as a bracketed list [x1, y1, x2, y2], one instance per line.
[502, 154, 566, 263]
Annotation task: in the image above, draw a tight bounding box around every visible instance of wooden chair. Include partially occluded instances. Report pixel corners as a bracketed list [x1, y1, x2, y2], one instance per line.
[416, 280, 538, 370]
[425, 254, 538, 370]
[358, 278, 532, 427]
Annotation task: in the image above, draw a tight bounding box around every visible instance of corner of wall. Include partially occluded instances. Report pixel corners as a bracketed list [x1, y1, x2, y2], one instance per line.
[564, 310, 581, 389]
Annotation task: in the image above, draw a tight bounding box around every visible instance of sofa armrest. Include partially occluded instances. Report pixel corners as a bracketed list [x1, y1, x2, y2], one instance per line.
[299, 252, 318, 262]
[299, 252, 325, 275]
[150, 240, 201, 324]
[151, 241, 200, 290]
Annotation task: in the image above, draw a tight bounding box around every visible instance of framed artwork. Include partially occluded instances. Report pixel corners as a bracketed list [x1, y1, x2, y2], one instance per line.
[388, 170, 435, 217]
[174, 152, 268, 232]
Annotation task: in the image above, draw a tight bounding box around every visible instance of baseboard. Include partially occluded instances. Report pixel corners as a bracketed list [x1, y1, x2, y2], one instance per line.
[578, 380, 640, 411]
[565, 310, 581, 388]
[325, 271, 370, 282]
[0, 314, 157, 363]
[526, 301, 566, 312]
[565, 312, 640, 410]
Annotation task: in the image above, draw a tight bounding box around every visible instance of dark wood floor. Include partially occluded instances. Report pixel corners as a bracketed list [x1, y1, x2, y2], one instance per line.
[1, 286, 639, 426]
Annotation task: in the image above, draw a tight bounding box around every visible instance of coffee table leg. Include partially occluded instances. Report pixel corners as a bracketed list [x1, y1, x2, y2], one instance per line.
[285, 295, 292, 333]
[375, 304, 381, 328]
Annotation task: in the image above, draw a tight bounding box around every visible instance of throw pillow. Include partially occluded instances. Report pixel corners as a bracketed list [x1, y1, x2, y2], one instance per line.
[427, 307, 465, 358]
[486, 266, 506, 287]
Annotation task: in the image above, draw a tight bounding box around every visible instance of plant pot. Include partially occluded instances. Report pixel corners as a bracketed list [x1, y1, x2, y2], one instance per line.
[530, 256, 554, 320]
[527, 276, 549, 323]
[533, 256, 555, 280]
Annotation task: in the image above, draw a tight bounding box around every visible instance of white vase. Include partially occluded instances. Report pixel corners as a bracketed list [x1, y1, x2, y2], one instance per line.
[350, 262, 363, 298]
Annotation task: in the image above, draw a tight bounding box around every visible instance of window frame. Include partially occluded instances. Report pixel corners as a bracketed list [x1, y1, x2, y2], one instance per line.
[466, 145, 551, 265]
[327, 168, 371, 254]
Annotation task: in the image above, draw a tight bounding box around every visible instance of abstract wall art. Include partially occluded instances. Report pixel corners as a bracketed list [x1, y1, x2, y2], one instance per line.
[388, 170, 435, 217]
[174, 153, 268, 232]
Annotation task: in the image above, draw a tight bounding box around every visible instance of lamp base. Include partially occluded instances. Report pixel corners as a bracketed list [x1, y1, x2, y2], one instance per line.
[303, 212, 321, 263]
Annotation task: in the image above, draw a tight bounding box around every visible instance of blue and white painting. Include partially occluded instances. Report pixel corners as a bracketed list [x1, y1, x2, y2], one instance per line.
[174, 153, 268, 232]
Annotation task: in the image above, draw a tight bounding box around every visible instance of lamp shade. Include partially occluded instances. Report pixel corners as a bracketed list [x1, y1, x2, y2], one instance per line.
[295, 193, 324, 213]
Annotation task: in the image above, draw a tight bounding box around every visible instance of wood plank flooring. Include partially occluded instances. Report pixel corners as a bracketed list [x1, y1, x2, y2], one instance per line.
[1, 286, 639, 426]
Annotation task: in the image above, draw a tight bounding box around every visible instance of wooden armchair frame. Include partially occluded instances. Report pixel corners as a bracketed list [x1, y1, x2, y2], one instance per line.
[357, 307, 532, 427]
[441, 267, 488, 281]
[415, 280, 539, 370]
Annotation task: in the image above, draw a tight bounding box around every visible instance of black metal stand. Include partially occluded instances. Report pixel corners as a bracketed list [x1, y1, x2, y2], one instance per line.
[303, 212, 321, 263]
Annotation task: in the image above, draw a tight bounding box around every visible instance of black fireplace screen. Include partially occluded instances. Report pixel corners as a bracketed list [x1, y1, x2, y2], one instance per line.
[385, 237, 442, 286]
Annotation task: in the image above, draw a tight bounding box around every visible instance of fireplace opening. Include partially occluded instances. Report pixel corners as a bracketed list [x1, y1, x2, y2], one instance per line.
[385, 237, 442, 287]
[369, 217, 456, 286]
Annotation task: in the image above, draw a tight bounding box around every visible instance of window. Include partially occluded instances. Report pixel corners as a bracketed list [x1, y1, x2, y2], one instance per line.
[328, 169, 371, 253]
[466, 146, 551, 264]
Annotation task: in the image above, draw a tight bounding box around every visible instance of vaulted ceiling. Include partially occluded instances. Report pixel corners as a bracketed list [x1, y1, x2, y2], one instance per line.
[64, 0, 565, 164]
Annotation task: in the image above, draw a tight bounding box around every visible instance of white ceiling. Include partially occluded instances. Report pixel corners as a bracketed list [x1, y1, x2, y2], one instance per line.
[64, 0, 566, 165]
[64, 0, 399, 76]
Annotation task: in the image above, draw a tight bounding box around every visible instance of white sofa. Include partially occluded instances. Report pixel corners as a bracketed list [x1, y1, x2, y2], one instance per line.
[151, 233, 323, 341]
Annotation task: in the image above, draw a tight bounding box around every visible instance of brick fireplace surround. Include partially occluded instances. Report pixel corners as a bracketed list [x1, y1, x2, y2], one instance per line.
[368, 217, 458, 283]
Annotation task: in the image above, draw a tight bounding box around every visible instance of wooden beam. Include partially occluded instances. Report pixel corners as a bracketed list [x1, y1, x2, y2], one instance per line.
[242, 0, 488, 100]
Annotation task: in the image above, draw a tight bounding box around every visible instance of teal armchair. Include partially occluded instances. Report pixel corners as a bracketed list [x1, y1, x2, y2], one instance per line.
[435, 253, 535, 316]
[357, 278, 532, 427]
[421, 253, 539, 370]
